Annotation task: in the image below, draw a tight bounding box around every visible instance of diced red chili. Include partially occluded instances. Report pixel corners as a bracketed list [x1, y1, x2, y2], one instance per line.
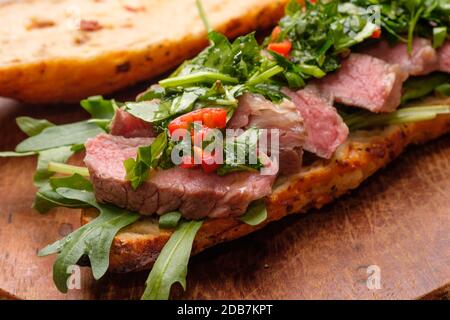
[187, 146, 220, 174]
[170, 109, 226, 173]
[267, 40, 292, 58]
[201, 154, 220, 173]
[179, 155, 196, 169]
[168, 108, 227, 135]
[193, 147, 219, 174]
[371, 27, 382, 39]
[271, 26, 282, 42]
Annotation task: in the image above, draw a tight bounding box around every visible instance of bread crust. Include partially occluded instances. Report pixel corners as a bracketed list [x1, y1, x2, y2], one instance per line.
[82, 99, 450, 273]
[0, 0, 287, 104]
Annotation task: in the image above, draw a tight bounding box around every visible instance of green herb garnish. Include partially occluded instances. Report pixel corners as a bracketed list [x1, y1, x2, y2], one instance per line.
[267, 0, 449, 85]
[159, 212, 182, 229]
[344, 105, 450, 130]
[80, 95, 119, 120]
[435, 83, 450, 96]
[239, 200, 268, 226]
[34, 146, 75, 186]
[38, 178, 140, 293]
[265, 0, 378, 84]
[401, 73, 450, 103]
[141, 219, 203, 300]
[47, 162, 90, 177]
[16, 116, 54, 136]
[33, 174, 93, 214]
[218, 127, 264, 175]
[16, 121, 103, 152]
[124, 131, 168, 189]
[0, 151, 36, 157]
[351, 0, 449, 50]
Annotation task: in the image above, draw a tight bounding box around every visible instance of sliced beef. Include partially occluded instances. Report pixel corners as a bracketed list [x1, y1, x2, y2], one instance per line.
[109, 109, 155, 138]
[315, 53, 404, 113]
[282, 86, 348, 159]
[85, 134, 275, 219]
[228, 93, 306, 174]
[438, 41, 450, 73]
[363, 38, 439, 77]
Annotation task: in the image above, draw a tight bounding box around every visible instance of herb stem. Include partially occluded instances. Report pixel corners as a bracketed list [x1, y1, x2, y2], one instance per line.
[345, 105, 450, 130]
[407, 7, 424, 54]
[196, 0, 212, 33]
[213, 98, 238, 106]
[159, 72, 239, 88]
[246, 65, 284, 86]
[47, 162, 90, 177]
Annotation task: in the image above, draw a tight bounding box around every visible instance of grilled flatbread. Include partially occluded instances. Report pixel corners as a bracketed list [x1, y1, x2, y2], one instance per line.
[0, 0, 287, 103]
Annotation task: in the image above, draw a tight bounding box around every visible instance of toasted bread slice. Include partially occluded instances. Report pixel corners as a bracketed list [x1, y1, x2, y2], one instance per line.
[0, 0, 287, 104]
[82, 98, 450, 273]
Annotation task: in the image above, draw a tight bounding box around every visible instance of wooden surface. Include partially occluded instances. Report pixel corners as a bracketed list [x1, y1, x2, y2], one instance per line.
[0, 93, 449, 300]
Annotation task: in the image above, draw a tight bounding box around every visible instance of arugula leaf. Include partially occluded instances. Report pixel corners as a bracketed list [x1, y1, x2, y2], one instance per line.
[159, 212, 182, 229]
[80, 96, 118, 120]
[16, 117, 54, 136]
[170, 91, 200, 115]
[33, 146, 74, 187]
[344, 105, 450, 130]
[33, 174, 92, 214]
[33, 186, 87, 213]
[47, 162, 90, 177]
[128, 89, 205, 125]
[32, 145, 82, 210]
[247, 84, 287, 103]
[38, 187, 140, 293]
[16, 121, 104, 152]
[137, 85, 166, 102]
[401, 73, 450, 103]
[239, 200, 268, 226]
[433, 26, 447, 48]
[87, 119, 111, 132]
[125, 100, 171, 123]
[71, 144, 86, 153]
[0, 151, 36, 157]
[141, 220, 203, 300]
[124, 132, 168, 189]
[435, 83, 450, 96]
[49, 174, 93, 191]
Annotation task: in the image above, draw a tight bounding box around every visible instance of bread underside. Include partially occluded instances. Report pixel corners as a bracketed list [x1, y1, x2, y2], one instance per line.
[81, 98, 450, 273]
[0, 0, 287, 103]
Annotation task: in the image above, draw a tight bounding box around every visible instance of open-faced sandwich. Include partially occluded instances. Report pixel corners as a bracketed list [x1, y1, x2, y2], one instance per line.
[1, 0, 449, 300]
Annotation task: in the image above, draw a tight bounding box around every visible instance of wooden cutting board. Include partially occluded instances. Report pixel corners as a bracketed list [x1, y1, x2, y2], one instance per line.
[0, 93, 449, 300]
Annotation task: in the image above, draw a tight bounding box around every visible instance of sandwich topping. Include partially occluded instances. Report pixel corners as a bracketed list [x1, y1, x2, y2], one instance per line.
[1, 0, 449, 299]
